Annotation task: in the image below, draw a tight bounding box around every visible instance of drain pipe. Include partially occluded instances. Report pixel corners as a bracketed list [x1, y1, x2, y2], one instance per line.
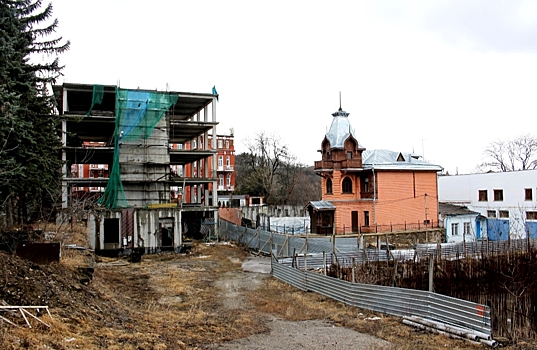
[402, 316, 497, 348]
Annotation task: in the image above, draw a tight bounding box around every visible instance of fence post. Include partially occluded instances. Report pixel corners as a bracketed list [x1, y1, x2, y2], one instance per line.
[323, 251, 327, 276]
[306, 226, 309, 256]
[352, 257, 356, 283]
[393, 259, 398, 287]
[428, 253, 434, 292]
[331, 232, 336, 261]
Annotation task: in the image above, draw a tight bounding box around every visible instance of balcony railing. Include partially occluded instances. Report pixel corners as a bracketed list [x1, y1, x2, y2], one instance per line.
[217, 165, 234, 172]
[314, 159, 362, 170]
[340, 159, 362, 169]
[217, 185, 235, 191]
[360, 191, 376, 199]
[314, 160, 334, 170]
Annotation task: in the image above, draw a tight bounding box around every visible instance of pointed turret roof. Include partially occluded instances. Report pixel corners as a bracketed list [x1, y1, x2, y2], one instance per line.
[325, 107, 362, 149]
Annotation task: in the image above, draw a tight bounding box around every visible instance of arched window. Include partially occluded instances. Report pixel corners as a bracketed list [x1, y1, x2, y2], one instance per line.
[342, 177, 353, 194]
[326, 178, 333, 194]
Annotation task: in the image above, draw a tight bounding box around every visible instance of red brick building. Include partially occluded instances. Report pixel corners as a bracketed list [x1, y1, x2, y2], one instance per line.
[171, 134, 235, 204]
[307, 107, 442, 235]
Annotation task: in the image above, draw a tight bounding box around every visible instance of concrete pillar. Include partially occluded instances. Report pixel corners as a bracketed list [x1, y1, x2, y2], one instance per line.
[211, 98, 217, 208]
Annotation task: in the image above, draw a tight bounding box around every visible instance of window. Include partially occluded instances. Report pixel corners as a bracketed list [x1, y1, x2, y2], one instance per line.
[499, 210, 509, 218]
[326, 178, 333, 194]
[225, 140, 229, 149]
[487, 210, 496, 218]
[478, 190, 488, 201]
[527, 211, 537, 220]
[226, 156, 230, 166]
[463, 222, 471, 235]
[177, 143, 183, 149]
[364, 211, 370, 226]
[494, 189, 503, 201]
[451, 223, 459, 236]
[192, 139, 197, 149]
[219, 175, 224, 187]
[218, 139, 223, 148]
[364, 178, 369, 192]
[226, 174, 231, 187]
[327, 152, 331, 160]
[218, 156, 223, 167]
[525, 188, 533, 201]
[346, 152, 352, 159]
[342, 177, 353, 194]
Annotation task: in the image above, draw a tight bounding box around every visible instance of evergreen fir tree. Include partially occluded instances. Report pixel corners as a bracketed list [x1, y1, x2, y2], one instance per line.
[0, 0, 69, 227]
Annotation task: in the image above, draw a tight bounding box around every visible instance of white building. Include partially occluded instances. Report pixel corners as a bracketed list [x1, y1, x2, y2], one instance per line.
[438, 203, 485, 243]
[438, 170, 537, 240]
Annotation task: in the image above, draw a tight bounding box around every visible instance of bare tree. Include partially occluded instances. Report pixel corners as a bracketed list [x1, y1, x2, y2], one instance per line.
[236, 132, 290, 204]
[480, 134, 537, 172]
[235, 132, 321, 205]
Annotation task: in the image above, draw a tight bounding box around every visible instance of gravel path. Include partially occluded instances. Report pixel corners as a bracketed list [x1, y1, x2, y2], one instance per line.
[206, 318, 391, 349]
[205, 256, 392, 350]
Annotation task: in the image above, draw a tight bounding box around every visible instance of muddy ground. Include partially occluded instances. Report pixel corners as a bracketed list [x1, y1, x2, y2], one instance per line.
[0, 241, 532, 349]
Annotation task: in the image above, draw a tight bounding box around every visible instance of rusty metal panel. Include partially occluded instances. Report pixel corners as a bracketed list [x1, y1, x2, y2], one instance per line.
[122, 208, 134, 248]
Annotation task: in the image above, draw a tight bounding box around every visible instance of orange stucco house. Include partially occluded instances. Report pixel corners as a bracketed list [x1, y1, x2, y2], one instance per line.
[306, 106, 443, 235]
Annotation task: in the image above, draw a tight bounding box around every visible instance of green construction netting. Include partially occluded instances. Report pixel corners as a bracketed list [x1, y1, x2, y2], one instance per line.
[86, 84, 104, 116]
[96, 88, 179, 209]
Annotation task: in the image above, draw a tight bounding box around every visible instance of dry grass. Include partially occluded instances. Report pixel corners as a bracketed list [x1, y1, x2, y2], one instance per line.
[246, 275, 507, 350]
[0, 242, 262, 349]
[1, 238, 527, 349]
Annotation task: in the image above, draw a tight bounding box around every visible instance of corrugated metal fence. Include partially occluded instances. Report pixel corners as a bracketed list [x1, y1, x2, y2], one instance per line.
[272, 259, 491, 337]
[219, 220, 492, 338]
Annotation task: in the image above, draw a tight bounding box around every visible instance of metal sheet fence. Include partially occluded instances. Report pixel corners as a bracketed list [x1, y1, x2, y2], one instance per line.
[220, 220, 492, 337]
[272, 261, 492, 337]
[220, 220, 537, 264]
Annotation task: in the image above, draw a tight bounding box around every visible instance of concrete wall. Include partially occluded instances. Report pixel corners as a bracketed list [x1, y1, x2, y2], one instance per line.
[88, 208, 183, 253]
[241, 205, 307, 222]
[119, 117, 170, 207]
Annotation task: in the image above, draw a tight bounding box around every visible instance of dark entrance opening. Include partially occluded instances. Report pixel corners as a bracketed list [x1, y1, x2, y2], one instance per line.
[160, 217, 174, 249]
[103, 218, 120, 249]
[351, 211, 359, 232]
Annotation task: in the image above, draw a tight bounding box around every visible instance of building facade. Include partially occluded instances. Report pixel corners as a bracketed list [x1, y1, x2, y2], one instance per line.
[438, 202, 485, 243]
[307, 106, 443, 235]
[438, 170, 537, 240]
[170, 134, 235, 204]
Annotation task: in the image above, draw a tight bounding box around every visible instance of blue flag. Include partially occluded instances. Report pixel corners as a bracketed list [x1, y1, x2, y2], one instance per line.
[212, 86, 219, 101]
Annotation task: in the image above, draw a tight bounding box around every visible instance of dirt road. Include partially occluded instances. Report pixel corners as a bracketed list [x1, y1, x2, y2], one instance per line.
[1, 242, 498, 349]
[207, 256, 391, 349]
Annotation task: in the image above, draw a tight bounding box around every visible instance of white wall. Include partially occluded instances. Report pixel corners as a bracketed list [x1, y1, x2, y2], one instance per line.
[439, 170, 537, 238]
[443, 214, 483, 243]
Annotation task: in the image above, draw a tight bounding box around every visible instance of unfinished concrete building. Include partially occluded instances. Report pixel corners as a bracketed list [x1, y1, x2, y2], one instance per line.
[55, 83, 219, 254]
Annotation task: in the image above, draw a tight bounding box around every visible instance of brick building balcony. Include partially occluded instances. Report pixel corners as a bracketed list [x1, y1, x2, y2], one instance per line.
[314, 160, 334, 170]
[314, 159, 362, 170]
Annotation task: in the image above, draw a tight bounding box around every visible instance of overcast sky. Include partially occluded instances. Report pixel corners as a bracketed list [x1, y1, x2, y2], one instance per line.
[50, 0, 537, 175]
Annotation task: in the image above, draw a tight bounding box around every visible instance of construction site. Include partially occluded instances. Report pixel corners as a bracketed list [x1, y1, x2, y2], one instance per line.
[55, 83, 220, 255]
